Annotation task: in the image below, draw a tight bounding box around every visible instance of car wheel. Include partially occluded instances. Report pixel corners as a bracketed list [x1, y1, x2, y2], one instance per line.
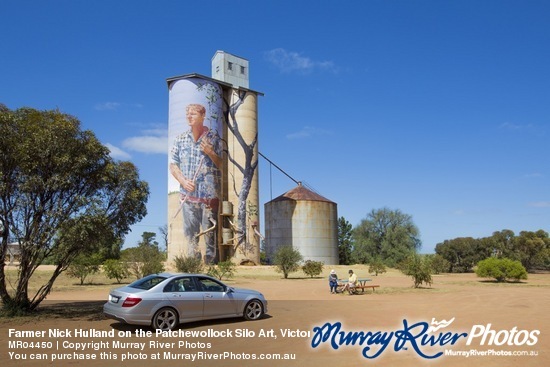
[152, 307, 179, 331]
[243, 299, 263, 320]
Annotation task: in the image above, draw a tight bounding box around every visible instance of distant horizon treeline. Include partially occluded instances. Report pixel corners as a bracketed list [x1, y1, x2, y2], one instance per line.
[338, 210, 549, 273]
[434, 229, 550, 273]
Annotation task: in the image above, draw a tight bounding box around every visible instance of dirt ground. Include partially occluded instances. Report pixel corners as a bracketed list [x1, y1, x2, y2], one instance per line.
[1, 265, 549, 367]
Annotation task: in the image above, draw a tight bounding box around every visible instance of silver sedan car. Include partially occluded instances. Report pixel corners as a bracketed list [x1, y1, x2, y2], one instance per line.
[103, 273, 268, 331]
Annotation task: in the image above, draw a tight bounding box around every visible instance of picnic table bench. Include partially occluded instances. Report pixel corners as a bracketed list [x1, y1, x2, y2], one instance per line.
[337, 278, 380, 294]
[352, 284, 380, 293]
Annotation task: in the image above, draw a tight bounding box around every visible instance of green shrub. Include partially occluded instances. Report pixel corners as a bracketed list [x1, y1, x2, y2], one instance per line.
[173, 255, 203, 274]
[475, 257, 528, 282]
[368, 259, 387, 276]
[102, 259, 130, 283]
[428, 254, 451, 274]
[400, 254, 433, 288]
[121, 244, 165, 279]
[207, 260, 237, 280]
[302, 260, 324, 278]
[66, 254, 101, 285]
[260, 250, 270, 265]
[274, 246, 303, 279]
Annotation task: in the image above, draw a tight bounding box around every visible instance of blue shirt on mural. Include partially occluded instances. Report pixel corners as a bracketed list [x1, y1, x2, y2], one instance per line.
[170, 127, 222, 200]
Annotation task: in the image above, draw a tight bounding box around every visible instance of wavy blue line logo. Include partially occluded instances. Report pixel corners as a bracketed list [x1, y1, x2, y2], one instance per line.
[310, 318, 467, 359]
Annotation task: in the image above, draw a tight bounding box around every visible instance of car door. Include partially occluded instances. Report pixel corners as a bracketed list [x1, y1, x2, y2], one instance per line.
[164, 276, 203, 321]
[196, 276, 239, 319]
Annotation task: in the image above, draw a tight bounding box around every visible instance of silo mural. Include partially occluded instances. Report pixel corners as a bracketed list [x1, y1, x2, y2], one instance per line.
[265, 184, 339, 265]
[222, 88, 261, 265]
[168, 77, 223, 265]
[167, 70, 262, 266]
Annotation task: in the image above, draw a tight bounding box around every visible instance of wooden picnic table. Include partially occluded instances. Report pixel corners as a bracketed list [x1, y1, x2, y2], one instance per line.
[337, 278, 379, 294]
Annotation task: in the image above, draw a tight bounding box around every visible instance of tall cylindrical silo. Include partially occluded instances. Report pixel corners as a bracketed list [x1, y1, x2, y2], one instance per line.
[223, 88, 261, 265]
[166, 76, 224, 266]
[166, 51, 263, 267]
[265, 184, 339, 265]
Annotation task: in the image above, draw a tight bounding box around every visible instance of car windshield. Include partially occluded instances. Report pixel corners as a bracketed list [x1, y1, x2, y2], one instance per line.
[128, 275, 168, 290]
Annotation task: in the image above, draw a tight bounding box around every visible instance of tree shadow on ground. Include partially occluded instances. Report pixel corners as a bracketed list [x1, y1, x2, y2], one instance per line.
[477, 280, 528, 284]
[36, 300, 105, 321]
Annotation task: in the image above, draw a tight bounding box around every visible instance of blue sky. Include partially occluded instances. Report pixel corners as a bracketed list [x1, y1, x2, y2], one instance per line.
[1, 0, 549, 253]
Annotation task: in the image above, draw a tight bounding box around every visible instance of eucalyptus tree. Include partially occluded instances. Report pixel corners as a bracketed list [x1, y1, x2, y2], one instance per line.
[337, 216, 353, 265]
[352, 208, 421, 267]
[0, 105, 149, 312]
[513, 230, 550, 271]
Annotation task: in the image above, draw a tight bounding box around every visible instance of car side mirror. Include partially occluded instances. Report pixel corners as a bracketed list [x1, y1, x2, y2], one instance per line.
[226, 287, 235, 293]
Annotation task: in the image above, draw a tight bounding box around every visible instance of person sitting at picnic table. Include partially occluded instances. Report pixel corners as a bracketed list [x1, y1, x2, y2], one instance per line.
[328, 269, 339, 294]
[342, 269, 358, 295]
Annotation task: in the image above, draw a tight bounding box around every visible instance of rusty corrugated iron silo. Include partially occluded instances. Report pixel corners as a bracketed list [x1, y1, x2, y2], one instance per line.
[265, 184, 338, 265]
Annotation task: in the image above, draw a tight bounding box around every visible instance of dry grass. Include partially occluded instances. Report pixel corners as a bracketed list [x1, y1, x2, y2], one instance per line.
[3, 265, 132, 295]
[3, 262, 549, 318]
[5, 262, 548, 294]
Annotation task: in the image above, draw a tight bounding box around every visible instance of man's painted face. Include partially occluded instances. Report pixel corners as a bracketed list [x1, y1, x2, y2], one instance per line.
[186, 108, 205, 127]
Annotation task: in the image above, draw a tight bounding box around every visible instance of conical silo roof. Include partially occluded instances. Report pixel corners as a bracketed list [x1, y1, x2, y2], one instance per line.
[269, 184, 334, 204]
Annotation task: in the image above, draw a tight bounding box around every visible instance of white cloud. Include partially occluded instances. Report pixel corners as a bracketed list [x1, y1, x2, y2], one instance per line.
[499, 122, 521, 130]
[95, 102, 143, 111]
[122, 129, 168, 154]
[286, 126, 332, 140]
[264, 48, 337, 74]
[105, 143, 131, 160]
[142, 128, 168, 136]
[95, 102, 121, 111]
[499, 122, 545, 136]
[528, 201, 550, 208]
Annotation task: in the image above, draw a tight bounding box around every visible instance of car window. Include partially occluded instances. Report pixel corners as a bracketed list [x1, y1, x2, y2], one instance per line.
[128, 275, 168, 290]
[164, 277, 196, 292]
[197, 278, 225, 292]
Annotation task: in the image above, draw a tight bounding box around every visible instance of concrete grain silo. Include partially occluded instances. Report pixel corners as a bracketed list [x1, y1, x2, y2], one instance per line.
[264, 184, 338, 265]
[167, 51, 262, 266]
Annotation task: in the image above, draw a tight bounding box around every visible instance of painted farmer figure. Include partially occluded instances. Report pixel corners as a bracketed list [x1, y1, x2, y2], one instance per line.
[170, 104, 222, 264]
